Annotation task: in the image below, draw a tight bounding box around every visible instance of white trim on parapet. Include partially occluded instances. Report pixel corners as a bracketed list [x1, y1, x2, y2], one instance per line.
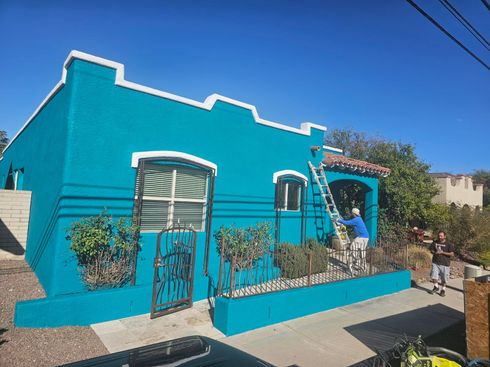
[3, 50, 327, 154]
[272, 170, 308, 186]
[323, 145, 343, 153]
[131, 151, 218, 175]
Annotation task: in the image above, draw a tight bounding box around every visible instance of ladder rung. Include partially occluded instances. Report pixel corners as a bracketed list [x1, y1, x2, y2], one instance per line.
[308, 160, 351, 245]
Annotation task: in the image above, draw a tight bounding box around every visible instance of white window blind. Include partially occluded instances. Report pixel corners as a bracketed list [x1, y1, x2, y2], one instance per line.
[136, 163, 208, 231]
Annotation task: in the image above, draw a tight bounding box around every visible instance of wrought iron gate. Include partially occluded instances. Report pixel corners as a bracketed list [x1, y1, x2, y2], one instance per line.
[150, 226, 197, 319]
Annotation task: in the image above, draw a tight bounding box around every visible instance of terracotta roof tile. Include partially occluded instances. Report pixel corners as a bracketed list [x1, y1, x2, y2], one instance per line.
[323, 152, 391, 177]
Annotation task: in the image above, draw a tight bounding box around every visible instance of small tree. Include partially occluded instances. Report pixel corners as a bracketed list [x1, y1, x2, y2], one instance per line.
[67, 211, 139, 290]
[325, 128, 440, 228]
[473, 170, 490, 208]
[441, 206, 490, 265]
[215, 222, 273, 269]
[0, 130, 9, 158]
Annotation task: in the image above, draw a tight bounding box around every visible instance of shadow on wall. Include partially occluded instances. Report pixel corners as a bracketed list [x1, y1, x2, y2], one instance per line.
[345, 303, 464, 354]
[0, 219, 25, 255]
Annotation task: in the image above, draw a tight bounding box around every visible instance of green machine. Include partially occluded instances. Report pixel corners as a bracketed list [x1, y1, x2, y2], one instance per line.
[374, 336, 490, 367]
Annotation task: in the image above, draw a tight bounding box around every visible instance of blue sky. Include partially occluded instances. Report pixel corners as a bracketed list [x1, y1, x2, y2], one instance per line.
[1, 0, 489, 173]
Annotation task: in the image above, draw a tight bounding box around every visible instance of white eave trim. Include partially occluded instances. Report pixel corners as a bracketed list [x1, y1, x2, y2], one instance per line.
[323, 145, 343, 153]
[131, 151, 218, 175]
[4, 50, 327, 153]
[273, 170, 308, 186]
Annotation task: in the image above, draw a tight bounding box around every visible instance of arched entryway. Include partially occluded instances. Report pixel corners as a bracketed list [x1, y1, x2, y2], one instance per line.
[326, 176, 378, 245]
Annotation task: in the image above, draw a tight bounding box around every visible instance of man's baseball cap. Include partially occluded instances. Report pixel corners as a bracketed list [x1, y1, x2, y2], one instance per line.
[352, 208, 360, 216]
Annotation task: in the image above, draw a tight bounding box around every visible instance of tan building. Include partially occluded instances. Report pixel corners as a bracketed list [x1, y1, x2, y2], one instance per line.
[430, 173, 483, 209]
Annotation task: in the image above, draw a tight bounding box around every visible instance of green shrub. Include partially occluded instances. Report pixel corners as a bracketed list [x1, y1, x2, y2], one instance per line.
[432, 207, 490, 265]
[477, 251, 490, 267]
[467, 208, 490, 265]
[407, 245, 432, 269]
[276, 243, 309, 279]
[306, 239, 330, 274]
[277, 239, 330, 279]
[67, 211, 139, 290]
[215, 222, 273, 269]
[377, 213, 411, 247]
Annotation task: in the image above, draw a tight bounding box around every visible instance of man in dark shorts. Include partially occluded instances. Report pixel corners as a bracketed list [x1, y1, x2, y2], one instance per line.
[429, 231, 455, 297]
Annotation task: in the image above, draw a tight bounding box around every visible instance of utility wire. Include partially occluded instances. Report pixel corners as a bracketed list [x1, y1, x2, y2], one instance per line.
[405, 0, 490, 71]
[482, 0, 490, 13]
[439, 0, 490, 51]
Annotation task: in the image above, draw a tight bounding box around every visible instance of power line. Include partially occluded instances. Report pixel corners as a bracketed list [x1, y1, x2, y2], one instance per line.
[439, 0, 490, 51]
[482, 0, 490, 13]
[405, 0, 490, 71]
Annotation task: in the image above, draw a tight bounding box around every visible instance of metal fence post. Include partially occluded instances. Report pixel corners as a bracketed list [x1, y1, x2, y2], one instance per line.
[405, 243, 409, 269]
[217, 238, 225, 296]
[369, 248, 373, 275]
[230, 256, 236, 298]
[307, 252, 312, 287]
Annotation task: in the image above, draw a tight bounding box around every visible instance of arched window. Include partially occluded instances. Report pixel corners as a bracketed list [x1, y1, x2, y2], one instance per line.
[273, 170, 308, 212]
[132, 151, 217, 232]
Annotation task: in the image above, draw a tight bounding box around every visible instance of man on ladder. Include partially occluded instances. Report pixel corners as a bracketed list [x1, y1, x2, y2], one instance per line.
[337, 208, 370, 271]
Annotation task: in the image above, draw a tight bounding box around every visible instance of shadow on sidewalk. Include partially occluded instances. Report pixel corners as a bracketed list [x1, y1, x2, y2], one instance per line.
[346, 303, 465, 367]
[345, 303, 463, 352]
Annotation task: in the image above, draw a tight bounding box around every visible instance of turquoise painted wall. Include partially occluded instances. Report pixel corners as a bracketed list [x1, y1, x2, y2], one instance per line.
[47, 59, 330, 298]
[0, 77, 76, 296]
[214, 270, 411, 336]
[15, 284, 153, 327]
[2, 55, 383, 326]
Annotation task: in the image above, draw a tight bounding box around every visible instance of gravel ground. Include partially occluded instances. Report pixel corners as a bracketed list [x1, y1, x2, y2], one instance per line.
[0, 260, 108, 367]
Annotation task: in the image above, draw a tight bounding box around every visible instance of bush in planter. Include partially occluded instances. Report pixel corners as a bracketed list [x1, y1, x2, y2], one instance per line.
[215, 222, 273, 270]
[276, 243, 309, 279]
[67, 211, 140, 290]
[308, 242, 330, 274]
[407, 245, 432, 270]
[277, 239, 330, 279]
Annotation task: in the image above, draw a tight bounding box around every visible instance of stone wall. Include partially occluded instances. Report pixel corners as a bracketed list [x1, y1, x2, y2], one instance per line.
[0, 189, 32, 260]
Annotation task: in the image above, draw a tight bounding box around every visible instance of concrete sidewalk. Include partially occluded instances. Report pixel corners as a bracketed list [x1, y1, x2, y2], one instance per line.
[91, 277, 466, 367]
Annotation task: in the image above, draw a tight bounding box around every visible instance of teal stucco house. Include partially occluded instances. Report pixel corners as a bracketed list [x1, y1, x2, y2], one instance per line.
[0, 51, 407, 332]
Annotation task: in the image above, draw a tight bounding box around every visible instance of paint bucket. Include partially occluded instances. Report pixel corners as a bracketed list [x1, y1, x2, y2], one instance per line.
[332, 236, 345, 251]
[464, 264, 482, 279]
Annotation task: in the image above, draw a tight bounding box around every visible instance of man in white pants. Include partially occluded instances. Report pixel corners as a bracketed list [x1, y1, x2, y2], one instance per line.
[338, 208, 370, 269]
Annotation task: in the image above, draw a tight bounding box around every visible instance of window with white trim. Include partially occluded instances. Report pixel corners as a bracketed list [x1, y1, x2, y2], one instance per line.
[275, 178, 303, 211]
[135, 163, 209, 231]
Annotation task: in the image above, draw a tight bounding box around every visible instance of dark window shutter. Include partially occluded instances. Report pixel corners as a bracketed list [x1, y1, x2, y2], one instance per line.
[287, 181, 301, 211]
[140, 200, 169, 231]
[175, 167, 207, 200]
[173, 202, 205, 230]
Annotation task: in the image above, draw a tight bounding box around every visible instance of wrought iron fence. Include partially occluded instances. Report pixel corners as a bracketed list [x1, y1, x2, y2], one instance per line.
[216, 242, 408, 299]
